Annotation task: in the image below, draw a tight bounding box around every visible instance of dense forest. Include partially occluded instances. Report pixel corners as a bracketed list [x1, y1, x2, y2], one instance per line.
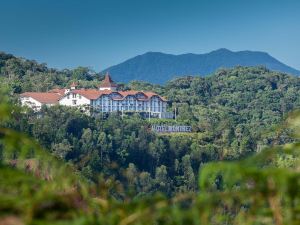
[1, 52, 300, 198]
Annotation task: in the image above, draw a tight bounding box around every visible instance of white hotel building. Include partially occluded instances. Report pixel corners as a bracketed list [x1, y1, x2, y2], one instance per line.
[20, 74, 171, 118]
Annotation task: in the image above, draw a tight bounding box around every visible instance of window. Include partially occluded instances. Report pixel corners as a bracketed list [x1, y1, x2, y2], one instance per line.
[72, 100, 77, 105]
[79, 95, 82, 99]
[67, 95, 70, 99]
[72, 93, 76, 98]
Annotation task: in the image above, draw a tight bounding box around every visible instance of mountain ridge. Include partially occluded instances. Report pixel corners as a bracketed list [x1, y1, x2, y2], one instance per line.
[102, 49, 300, 84]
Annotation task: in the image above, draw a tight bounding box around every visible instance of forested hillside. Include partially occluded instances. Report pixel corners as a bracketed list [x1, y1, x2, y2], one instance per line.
[0, 52, 103, 93]
[1, 51, 300, 195]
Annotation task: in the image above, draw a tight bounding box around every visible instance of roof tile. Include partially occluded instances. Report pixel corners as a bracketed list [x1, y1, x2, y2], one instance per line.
[20, 92, 62, 104]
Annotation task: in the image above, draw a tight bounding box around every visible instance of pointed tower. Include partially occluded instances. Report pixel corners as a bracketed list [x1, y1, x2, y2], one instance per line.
[99, 73, 118, 91]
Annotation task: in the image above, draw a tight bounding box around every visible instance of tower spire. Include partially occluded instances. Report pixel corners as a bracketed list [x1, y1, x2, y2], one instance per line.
[98, 72, 117, 91]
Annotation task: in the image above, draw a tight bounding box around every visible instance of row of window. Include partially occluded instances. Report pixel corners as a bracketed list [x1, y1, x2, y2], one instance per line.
[92, 100, 164, 105]
[91, 106, 167, 112]
[68, 94, 162, 104]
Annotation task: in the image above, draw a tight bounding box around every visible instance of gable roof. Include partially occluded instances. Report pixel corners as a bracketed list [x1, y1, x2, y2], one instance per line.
[48, 88, 66, 95]
[144, 91, 167, 101]
[119, 91, 166, 101]
[20, 92, 62, 104]
[71, 89, 167, 101]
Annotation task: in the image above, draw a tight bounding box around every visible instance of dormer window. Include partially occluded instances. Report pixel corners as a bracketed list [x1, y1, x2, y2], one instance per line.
[136, 93, 146, 99]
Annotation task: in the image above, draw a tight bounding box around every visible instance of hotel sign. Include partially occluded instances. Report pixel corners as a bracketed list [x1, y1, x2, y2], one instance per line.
[151, 125, 192, 133]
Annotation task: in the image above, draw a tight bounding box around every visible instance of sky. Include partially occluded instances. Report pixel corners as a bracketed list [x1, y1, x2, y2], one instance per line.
[0, 0, 299, 71]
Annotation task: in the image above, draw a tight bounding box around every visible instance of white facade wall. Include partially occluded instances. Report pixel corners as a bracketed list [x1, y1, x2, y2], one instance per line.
[20, 97, 43, 111]
[59, 93, 90, 107]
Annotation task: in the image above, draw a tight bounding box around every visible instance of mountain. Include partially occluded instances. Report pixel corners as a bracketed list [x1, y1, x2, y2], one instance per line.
[102, 49, 300, 84]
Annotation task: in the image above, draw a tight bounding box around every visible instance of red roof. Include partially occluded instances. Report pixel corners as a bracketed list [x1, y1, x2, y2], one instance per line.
[144, 91, 167, 101]
[99, 73, 118, 88]
[71, 89, 104, 100]
[71, 90, 167, 101]
[21, 89, 167, 103]
[20, 92, 62, 104]
[48, 89, 66, 95]
[118, 90, 139, 96]
[118, 91, 166, 101]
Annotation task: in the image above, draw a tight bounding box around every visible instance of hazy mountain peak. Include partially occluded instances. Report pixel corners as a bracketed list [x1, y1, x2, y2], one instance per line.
[102, 49, 300, 84]
[210, 48, 233, 54]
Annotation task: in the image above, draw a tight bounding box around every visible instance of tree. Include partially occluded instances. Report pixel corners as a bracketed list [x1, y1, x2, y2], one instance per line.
[125, 163, 138, 190]
[138, 172, 153, 193]
[182, 154, 196, 191]
[51, 139, 72, 159]
[80, 128, 94, 154]
[155, 165, 171, 193]
[72, 67, 93, 80]
[96, 132, 111, 167]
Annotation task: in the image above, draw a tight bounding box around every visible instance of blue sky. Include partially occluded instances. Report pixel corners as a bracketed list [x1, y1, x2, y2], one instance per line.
[0, 0, 299, 71]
